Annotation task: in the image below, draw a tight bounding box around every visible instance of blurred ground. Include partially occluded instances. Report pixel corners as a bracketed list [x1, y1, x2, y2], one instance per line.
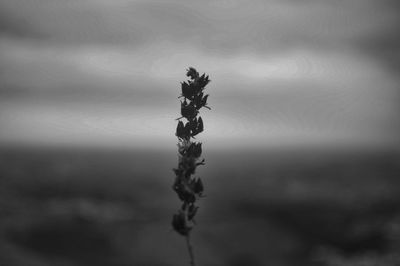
[0, 147, 399, 266]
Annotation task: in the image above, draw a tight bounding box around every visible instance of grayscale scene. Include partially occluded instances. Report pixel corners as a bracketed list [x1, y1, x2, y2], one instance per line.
[0, 1, 399, 265]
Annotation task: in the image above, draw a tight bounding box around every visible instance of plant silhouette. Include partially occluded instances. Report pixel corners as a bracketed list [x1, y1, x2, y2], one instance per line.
[172, 67, 210, 266]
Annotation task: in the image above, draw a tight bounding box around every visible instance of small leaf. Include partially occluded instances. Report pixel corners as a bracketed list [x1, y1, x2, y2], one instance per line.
[194, 178, 204, 195]
[201, 94, 209, 107]
[187, 142, 202, 158]
[181, 102, 197, 119]
[172, 212, 190, 236]
[197, 117, 203, 133]
[181, 82, 195, 99]
[176, 121, 185, 139]
[198, 74, 210, 88]
[188, 205, 199, 220]
[194, 92, 204, 109]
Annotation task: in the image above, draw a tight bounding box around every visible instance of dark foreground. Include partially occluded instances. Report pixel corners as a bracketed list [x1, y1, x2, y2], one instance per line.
[0, 147, 399, 266]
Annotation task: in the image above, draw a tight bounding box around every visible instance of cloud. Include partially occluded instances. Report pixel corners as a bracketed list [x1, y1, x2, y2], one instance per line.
[1, 36, 389, 98]
[1, 0, 399, 56]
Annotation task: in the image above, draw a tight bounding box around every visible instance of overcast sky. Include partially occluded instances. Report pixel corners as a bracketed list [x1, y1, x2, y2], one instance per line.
[0, 0, 399, 150]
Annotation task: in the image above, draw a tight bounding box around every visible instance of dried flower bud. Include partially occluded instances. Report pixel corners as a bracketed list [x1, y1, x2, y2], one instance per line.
[186, 67, 199, 80]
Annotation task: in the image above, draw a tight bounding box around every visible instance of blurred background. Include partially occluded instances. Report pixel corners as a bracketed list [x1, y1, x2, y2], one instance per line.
[0, 0, 399, 265]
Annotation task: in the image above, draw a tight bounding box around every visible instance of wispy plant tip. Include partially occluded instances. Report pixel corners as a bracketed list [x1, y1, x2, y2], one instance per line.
[172, 67, 211, 266]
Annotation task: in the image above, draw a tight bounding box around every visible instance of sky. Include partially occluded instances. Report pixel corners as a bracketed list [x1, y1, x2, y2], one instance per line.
[0, 0, 399, 150]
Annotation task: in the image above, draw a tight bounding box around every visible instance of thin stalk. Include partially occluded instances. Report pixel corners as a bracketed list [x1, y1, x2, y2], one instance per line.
[185, 233, 195, 266]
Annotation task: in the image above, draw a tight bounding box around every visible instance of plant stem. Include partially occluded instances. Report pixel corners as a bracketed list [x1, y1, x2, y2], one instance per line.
[185, 233, 195, 266]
